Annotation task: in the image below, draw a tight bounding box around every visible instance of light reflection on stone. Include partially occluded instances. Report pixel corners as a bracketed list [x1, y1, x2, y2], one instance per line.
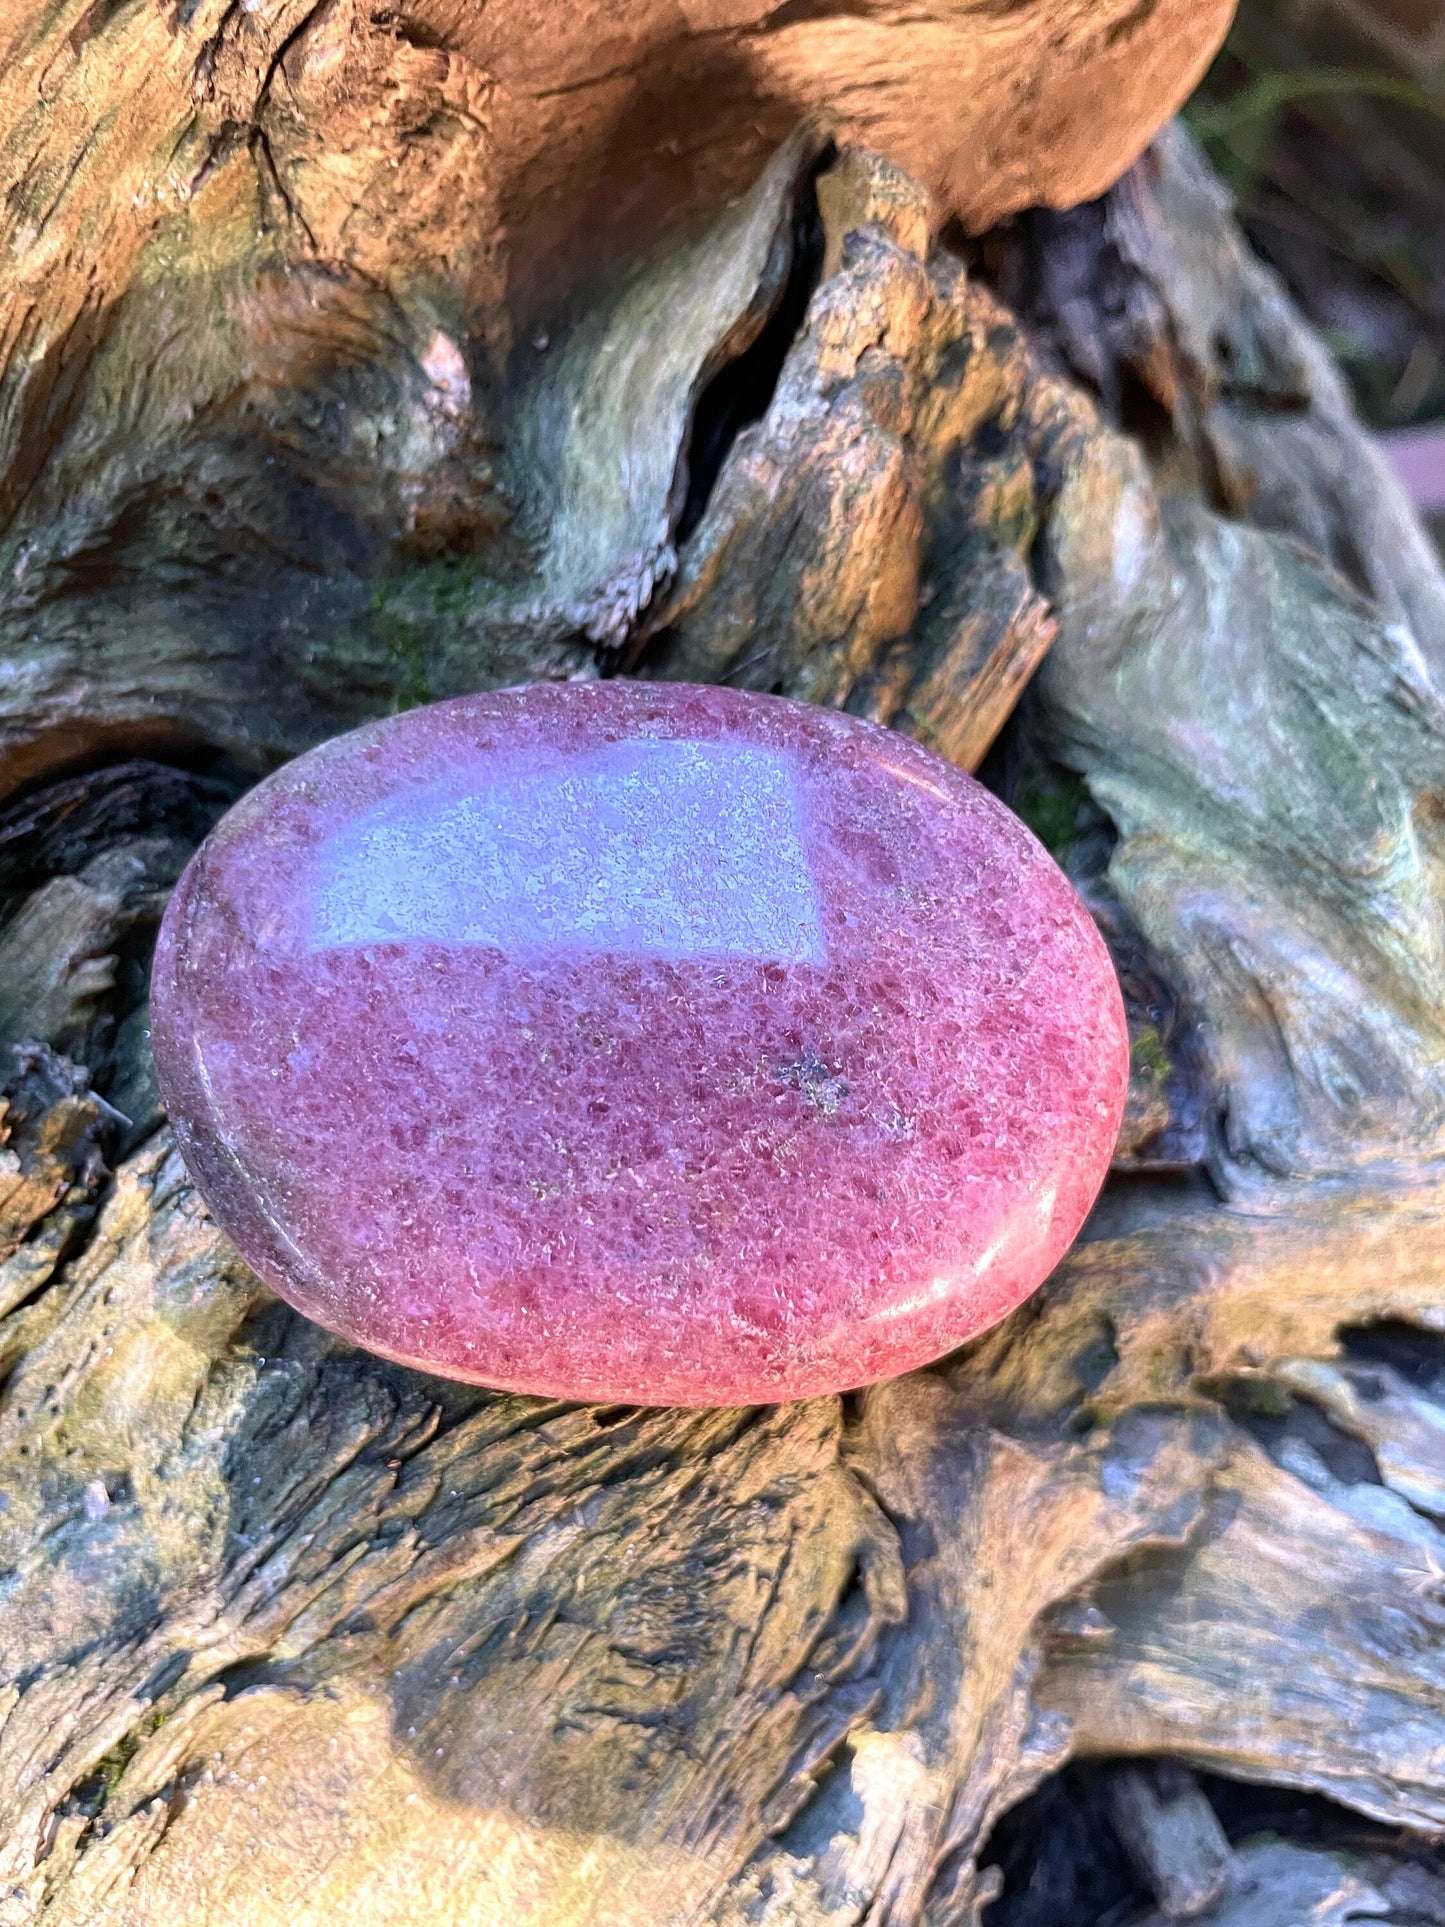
[310, 740, 825, 964]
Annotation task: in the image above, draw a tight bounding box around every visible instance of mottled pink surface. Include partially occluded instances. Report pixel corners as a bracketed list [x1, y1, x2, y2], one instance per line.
[150, 682, 1128, 1406]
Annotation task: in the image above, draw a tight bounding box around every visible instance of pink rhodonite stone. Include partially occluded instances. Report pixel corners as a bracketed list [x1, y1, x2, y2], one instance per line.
[151, 682, 1128, 1406]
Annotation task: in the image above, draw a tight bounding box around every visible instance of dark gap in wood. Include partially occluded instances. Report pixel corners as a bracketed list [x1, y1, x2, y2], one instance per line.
[980, 1763, 1155, 1927]
[0, 759, 234, 912]
[1193, 1770, 1443, 1856]
[1340, 1320, 1445, 1396]
[980, 1760, 1436, 1927]
[1209, 1379, 1385, 1487]
[673, 148, 832, 545]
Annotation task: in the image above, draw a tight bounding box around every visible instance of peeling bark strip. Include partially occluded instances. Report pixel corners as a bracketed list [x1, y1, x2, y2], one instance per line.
[3, 0, 1445, 1911]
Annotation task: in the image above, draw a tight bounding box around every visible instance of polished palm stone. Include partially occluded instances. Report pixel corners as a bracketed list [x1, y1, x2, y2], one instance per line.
[150, 681, 1128, 1406]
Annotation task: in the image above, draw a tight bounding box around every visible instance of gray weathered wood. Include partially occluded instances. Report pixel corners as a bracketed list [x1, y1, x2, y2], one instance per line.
[1, 101, 1445, 1927]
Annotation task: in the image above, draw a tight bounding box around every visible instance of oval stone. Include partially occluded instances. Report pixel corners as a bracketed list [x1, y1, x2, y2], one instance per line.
[151, 682, 1128, 1406]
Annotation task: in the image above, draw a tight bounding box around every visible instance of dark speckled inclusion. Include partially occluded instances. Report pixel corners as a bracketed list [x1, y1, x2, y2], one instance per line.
[150, 681, 1128, 1406]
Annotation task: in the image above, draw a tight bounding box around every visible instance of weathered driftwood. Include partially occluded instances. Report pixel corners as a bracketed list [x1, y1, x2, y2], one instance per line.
[0, 0, 1237, 803]
[1133, 1836, 1445, 1927]
[3, 66, 1445, 1927]
[1104, 1765, 1232, 1917]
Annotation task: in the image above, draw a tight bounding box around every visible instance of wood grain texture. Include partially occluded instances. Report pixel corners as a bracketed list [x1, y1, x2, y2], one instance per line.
[2, 98, 1445, 1927]
[0, 0, 1233, 801]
